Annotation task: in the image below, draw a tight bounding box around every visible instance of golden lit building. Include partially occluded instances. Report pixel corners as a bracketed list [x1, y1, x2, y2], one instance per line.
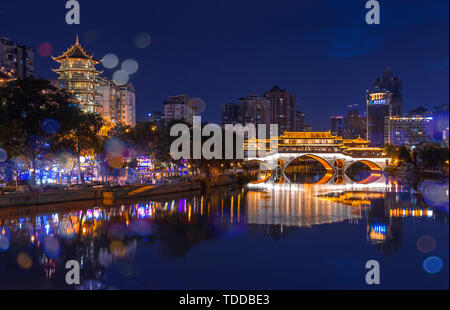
[52, 35, 102, 112]
[245, 131, 385, 158]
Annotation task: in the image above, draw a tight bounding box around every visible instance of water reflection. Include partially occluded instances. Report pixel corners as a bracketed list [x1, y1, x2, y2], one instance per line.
[0, 182, 448, 289]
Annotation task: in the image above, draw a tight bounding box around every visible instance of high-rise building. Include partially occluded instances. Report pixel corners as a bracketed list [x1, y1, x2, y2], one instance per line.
[367, 89, 392, 146]
[373, 67, 402, 116]
[221, 102, 240, 125]
[163, 94, 193, 123]
[96, 76, 136, 127]
[385, 116, 434, 146]
[330, 116, 344, 137]
[432, 104, 449, 142]
[52, 35, 102, 113]
[239, 95, 272, 126]
[0, 37, 34, 78]
[295, 110, 305, 132]
[264, 86, 296, 134]
[116, 83, 136, 128]
[343, 105, 366, 139]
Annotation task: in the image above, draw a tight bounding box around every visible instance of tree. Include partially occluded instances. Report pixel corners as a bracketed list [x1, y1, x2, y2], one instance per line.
[58, 111, 104, 184]
[0, 78, 83, 185]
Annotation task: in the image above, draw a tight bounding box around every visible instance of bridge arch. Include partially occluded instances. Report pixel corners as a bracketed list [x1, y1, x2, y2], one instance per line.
[283, 154, 335, 185]
[345, 160, 384, 184]
[244, 160, 274, 184]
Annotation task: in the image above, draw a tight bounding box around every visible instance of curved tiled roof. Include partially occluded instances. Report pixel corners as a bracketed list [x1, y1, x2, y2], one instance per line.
[52, 35, 99, 62]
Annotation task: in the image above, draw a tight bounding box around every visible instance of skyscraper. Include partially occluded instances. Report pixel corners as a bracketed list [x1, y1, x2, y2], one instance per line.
[221, 102, 240, 125]
[52, 35, 102, 113]
[295, 110, 305, 132]
[330, 116, 344, 137]
[264, 86, 296, 134]
[367, 89, 392, 146]
[343, 105, 366, 139]
[373, 67, 402, 116]
[239, 95, 272, 126]
[0, 37, 34, 78]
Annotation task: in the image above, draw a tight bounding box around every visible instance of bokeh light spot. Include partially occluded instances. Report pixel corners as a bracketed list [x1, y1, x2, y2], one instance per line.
[121, 59, 139, 75]
[113, 70, 129, 86]
[134, 33, 151, 48]
[0, 235, 10, 251]
[0, 148, 7, 163]
[38, 43, 52, 58]
[417, 235, 437, 253]
[17, 253, 33, 269]
[110, 240, 127, 258]
[102, 53, 119, 69]
[423, 256, 444, 274]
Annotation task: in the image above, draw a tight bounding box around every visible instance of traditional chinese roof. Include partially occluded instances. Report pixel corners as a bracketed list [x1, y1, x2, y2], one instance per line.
[342, 136, 370, 144]
[52, 35, 100, 62]
[281, 131, 337, 139]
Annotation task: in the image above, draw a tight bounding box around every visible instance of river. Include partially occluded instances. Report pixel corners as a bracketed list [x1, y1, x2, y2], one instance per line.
[0, 179, 448, 290]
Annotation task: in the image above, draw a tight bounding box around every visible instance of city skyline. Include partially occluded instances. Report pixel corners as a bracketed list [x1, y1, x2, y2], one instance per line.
[0, 0, 448, 130]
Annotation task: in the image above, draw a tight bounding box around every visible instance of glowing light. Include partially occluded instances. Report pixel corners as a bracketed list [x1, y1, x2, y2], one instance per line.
[121, 59, 139, 74]
[102, 53, 119, 69]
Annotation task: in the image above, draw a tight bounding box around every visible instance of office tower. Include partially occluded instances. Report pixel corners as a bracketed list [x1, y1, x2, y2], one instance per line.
[295, 110, 305, 132]
[343, 105, 366, 139]
[163, 94, 194, 123]
[52, 36, 101, 113]
[367, 89, 392, 146]
[330, 116, 344, 136]
[264, 86, 296, 134]
[373, 67, 402, 116]
[221, 102, 240, 125]
[0, 37, 34, 78]
[385, 116, 434, 146]
[239, 95, 272, 125]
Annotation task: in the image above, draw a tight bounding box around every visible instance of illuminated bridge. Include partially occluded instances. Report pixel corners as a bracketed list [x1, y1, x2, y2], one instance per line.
[244, 132, 389, 185]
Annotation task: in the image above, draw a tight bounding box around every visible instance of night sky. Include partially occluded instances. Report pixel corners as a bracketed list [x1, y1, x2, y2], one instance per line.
[0, 0, 448, 129]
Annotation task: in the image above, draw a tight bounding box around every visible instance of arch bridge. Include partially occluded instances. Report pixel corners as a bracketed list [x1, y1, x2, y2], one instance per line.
[244, 131, 389, 185]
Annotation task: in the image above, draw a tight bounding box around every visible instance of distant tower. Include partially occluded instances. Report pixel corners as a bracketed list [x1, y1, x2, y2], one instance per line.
[373, 67, 403, 116]
[52, 35, 102, 113]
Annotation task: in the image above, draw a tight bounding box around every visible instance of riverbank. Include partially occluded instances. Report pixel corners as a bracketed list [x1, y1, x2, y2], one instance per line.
[0, 177, 242, 208]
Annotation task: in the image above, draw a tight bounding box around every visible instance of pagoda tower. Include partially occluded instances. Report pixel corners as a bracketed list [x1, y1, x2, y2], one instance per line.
[52, 35, 102, 112]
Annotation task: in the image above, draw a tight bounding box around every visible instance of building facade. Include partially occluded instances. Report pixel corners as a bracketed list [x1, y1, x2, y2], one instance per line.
[221, 102, 240, 125]
[385, 116, 434, 146]
[373, 67, 402, 116]
[366, 89, 392, 146]
[0, 37, 34, 79]
[96, 76, 136, 127]
[343, 106, 366, 139]
[52, 36, 102, 113]
[264, 86, 296, 134]
[295, 110, 305, 132]
[163, 94, 193, 124]
[330, 116, 344, 137]
[239, 95, 272, 126]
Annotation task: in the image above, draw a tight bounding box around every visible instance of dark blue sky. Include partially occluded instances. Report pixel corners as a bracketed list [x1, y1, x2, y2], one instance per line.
[1, 0, 448, 129]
